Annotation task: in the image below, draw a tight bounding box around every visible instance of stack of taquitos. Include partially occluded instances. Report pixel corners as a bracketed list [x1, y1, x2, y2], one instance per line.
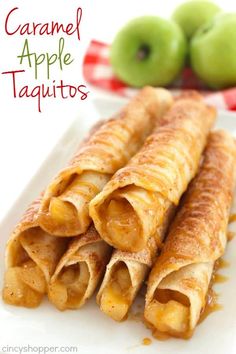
[45, 87, 173, 310]
[3, 87, 173, 309]
[39, 87, 173, 236]
[144, 130, 236, 339]
[90, 95, 216, 253]
[93, 95, 216, 321]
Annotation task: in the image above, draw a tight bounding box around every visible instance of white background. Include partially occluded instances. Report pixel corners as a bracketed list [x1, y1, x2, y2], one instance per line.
[0, 0, 235, 221]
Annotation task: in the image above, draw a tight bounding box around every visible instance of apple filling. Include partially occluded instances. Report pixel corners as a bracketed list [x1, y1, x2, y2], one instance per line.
[100, 262, 132, 321]
[48, 262, 90, 310]
[3, 259, 46, 308]
[101, 185, 163, 252]
[105, 198, 141, 251]
[49, 171, 109, 226]
[49, 198, 77, 223]
[145, 288, 190, 338]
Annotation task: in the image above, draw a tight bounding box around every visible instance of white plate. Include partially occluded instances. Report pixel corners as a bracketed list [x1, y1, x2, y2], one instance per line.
[1, 100, 236, 354]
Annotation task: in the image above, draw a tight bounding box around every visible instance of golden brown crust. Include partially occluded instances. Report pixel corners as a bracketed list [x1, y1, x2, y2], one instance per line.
[3, 195, 70, 308]
[5, 198, 43, 269]
[4, 197, 69, 302]
[49, 225, 112, 310]
[39, 87, 173, 236]
[51, 225, 109, 281]
[144, 130, 236, 336]
[111, 237, 157, 268]
[160, 131, 234, 263]
[67, 225, 101, 252]
[15, 197, 41, 232]
[69, 87, 164, 171]
[147, 130, 236, 294]
[90, 97, 216, 251]
[93, 98, 216, 202]
[47, 87, 172, 177]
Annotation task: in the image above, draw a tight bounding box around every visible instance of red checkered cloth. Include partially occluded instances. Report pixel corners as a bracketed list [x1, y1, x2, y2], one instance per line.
[83, 40, 236, 111]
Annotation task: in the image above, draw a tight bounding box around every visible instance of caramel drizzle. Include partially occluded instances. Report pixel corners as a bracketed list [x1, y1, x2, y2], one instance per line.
[229, 213, 236, 223]
[227, 231, 236, 242]
[199, 257, 229, 324]
[198, 289, 222, 324]
[215, 258, 230, 269]
[228, 214, 236, 241]
[142, 337, 152, 345]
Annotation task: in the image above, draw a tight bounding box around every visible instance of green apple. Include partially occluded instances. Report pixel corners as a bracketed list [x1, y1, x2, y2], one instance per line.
[110, 16, 187, 87]
[190, 13, 236, 89]
[172, 0, 221, 40]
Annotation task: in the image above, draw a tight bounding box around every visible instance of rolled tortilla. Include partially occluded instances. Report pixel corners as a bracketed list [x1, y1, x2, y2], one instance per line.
[2, 198, 69, 308]
[90, 95, 216, 252]
[48, 226, 112, 310]
[144, 130, 236, 339]
[97, 203, 175, 321]
[39, 87, 173, 236]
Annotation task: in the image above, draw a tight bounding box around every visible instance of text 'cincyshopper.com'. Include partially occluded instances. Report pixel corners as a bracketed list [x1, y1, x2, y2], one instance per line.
[0, 345, 79, 354]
